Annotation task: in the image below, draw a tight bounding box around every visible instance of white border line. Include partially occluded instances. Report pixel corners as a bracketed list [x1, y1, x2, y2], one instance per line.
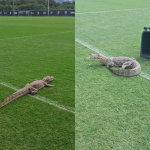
[75, 38, 150, 80]
[0, 80, 75, 114]
[0, 31, 73, 41]
[75, 38, 111, 57]
[76, 7, 150, 15]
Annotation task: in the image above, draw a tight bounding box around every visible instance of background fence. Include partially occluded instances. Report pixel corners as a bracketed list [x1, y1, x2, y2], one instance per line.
[0, 9, 75, 16]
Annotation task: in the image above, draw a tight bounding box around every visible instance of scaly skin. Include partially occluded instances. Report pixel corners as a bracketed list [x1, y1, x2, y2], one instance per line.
[0, 76, 55, 109]
[90, 54, 141, 76]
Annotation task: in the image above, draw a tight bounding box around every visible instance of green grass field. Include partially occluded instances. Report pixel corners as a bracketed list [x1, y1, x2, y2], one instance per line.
[76, 0, 150, 149]
[0, 17, 75, 150]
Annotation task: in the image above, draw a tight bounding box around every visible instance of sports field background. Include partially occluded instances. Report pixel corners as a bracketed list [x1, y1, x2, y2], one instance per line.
[76, 0, 150, 149]
[0, 17, 75, 150]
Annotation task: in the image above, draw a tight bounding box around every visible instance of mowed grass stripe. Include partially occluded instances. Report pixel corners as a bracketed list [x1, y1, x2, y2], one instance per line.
[0, 29, 74, 108]
[75, 42, 150, 150]
[0, 17, 74, 39]
[76, 0, 150, 149]
[0, 31, 74, 41]
[0, 17, 74, 150]
[75, 38, 150, 81]
[0, 80, 75, 114]
[76, 7, 150, 14]
[0, 81, 75, 150]
[76, 0, 150, 13]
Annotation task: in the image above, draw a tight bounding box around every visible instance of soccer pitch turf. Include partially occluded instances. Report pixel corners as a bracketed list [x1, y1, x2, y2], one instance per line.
[76, 0, 150, 149]
[0, 17, 74, 149]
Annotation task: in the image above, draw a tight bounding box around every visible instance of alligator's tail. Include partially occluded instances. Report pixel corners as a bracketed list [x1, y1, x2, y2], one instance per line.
[108, 66, 141, 77]
[0, 88, 30, 109]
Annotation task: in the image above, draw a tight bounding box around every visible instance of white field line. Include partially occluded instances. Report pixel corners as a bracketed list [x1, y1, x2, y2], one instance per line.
[75, 38, 150, 81]
[75, 38, 111, 58]
[0, 31, 73, 41]
[76, 7, 150, 15]
[0, 80, 75, 114]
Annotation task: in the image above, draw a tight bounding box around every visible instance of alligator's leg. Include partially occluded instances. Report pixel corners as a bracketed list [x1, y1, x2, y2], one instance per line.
[120, 60, 134, 70]
[30, 87, 38, 95]
[106, 62, 115, 68]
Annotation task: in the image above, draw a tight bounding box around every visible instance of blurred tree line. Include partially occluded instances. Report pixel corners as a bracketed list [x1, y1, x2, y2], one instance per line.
[0, 0, 75, 10]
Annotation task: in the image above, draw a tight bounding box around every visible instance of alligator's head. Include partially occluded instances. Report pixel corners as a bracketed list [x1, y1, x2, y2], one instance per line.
[42, 76, 54, 83]
[90, 53, 108, 65]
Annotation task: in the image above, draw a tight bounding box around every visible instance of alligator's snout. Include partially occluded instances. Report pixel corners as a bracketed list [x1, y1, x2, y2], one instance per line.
[90, 54, 98, 59]
[90, 53, 94, 58]
[90, 53, 96, 57]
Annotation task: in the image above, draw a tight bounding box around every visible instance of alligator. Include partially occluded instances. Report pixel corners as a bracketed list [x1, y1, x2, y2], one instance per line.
[0, 76, 55, 109]
[90, 53, 141, 76]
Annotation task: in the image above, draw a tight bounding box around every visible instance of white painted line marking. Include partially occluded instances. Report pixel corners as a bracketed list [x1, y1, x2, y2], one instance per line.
[0, 80, 75, 114]
[139, 72, 150, 81]
[76, 7, 150, 15]
[0, 31, 73, 41]
[75, 38, 111, 57]
[75, 38, 150, 80]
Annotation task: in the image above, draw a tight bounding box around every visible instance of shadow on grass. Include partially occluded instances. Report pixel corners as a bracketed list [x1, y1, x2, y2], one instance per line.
[134, 56, 149, 64]
[88, 64, 105, 70]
